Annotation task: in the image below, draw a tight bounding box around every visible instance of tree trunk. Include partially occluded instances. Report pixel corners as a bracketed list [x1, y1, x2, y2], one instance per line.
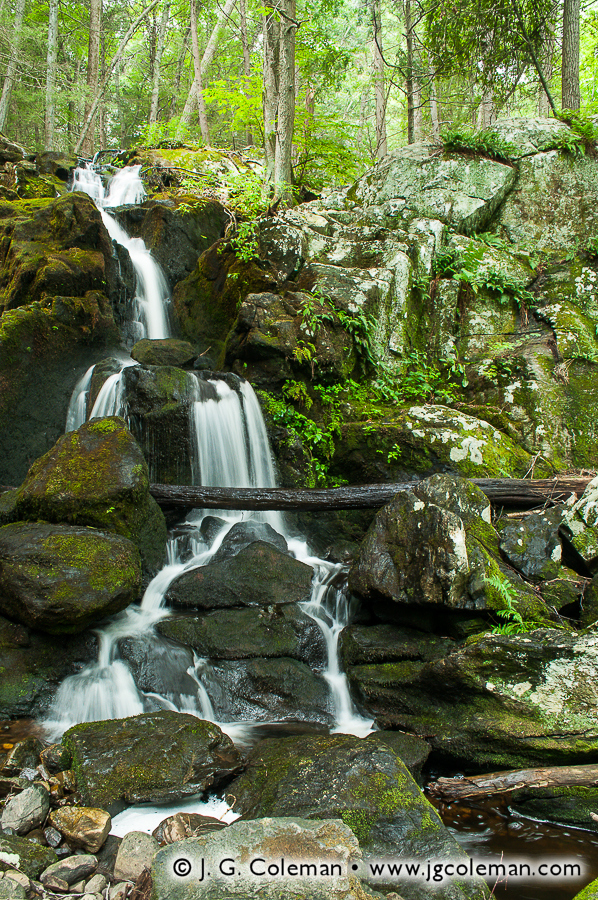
[562, 0, 580, 110]
[429, 74, 440, 139]
[0, 0, 26, 133]
[148, 476, 593, 512]
[239, 0, 253, 145]
[149, 0, 171, 129]
[81, 0, 102, 157]
[74, 0, 162, 154]
[170, 26, 190, 118]
[371, 0, 387, 158]
[273, 0, 296, 200]
[405, 0, 415, 143]
[427, 763, 598, 802]
[538, 6, 556, 115]
[190, 0, 210, 143]
[44, 0, 59, 150]
[262, 1, 279, 182]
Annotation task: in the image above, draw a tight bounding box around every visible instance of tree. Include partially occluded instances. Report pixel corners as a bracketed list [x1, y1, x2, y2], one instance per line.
[371, 0, 387, 157]
[189, 0, 210, 142]
[263, 0, 297, 199]
[149, 0, 171, 132]
[44, 0, 59, 149]
[81, 0, 103, 157]
[562, 0, 580, 110]
[0, 0, 26, 132]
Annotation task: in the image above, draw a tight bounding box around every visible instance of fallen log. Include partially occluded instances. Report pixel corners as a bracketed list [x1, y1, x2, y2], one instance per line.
[149, 476, 593, 512]
[427, 763, 598, 802]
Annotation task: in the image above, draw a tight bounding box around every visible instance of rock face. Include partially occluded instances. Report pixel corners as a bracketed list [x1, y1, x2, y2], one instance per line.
[0, 522, 141, 633]
[62, 711, 242, 814]
[166, 541, 313, 610]
[14, 417, 167, 573]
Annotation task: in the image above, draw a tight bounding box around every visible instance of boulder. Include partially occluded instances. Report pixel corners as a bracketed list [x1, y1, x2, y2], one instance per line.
[131, 338, 197, 367]
[40, 854, 97, 888]
[1, 737, 44, 775]
[0, 783, 49, 835]
[113, 831, 159, 881]
[0, 522, 141, 634]
[62, 711, 242, 814]
[152, 813, 227, 845]
[0, 834, 57, 879]
[0, 614, 97, 718]
[348, 628, 598, 769]
[498, 507, 564, 581]
[14, 417, 167, 573]
[117, 633, 200, 701]
[198, 657, 333, 725]
[150, 817, 377, 900]
[0, 874, 27, 899]
[228, 734, 487, 899]
[489, 116, 574, 159]
[210, 520, 288, 562]
[156, 606, 326, 666]
[339, 624, 453, 667]
[166, 541, 313, 610]
[562, 476, 598, 572]
[364, 731, 430, 784]
[49, 807, 111, 854]
[509, 784, 598, 832]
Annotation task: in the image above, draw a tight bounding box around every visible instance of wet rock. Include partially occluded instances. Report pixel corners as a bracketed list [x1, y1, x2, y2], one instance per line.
[40, 744, 72, 775]
[14, 417, 167, 574]
[1, 783, 49, 835]
[62, 711, 242, 815]
[498, 507, 564, 581]
[166, 541, 313, 610]
[0, 522, 141, 634]
[228, 734, 485, 898]
[131, 338, 197, 367]
[152, 813, 227, 845]
[40, 853, 97, 888]
[117, 633, 200, 700]
[156, 605, 326, 666]
[339, 624, 453, 667]
[0, 833, 57, 879]
[36, 151, 76, 180]
[113, 831, 159, 881]
[509, 785, 598, 832]
[0, 737, 44, 775]
[211, 521, 288, 562]
[49, 807, 111, 854]
[349, 628, 598, 769]
[364, 731, 430, 784]
[151, 817, 375, 900]
[200, 657, 333, 726]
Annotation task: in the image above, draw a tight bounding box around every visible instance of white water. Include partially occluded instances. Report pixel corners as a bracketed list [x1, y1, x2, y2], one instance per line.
[51, 165, 373, 746]
[72, 165, 170, 342]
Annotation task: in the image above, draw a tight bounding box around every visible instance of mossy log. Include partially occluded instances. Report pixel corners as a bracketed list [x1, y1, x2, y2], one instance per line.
[149, 476, 593, 512]
[427, 763, 598, 802]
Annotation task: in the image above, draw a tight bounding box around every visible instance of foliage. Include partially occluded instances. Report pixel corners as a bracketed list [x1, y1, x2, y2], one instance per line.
[485, 574, 539, 634]
[374, 349, 467, 406]
[298, 290, 376, 368]
[441, 127, 516, 162]
[439, 241, 535, 311]
[226, 221, 259, 264]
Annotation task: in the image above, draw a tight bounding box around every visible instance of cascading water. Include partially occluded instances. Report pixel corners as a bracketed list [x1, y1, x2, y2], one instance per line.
[51, 164, 373, 744]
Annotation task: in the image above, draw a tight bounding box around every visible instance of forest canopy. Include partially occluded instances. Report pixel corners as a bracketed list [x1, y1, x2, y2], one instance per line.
[0, 0, 595, 193]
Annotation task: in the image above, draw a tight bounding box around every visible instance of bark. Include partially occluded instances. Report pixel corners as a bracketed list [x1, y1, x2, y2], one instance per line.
[190, 0, 210, 143]
[176, 0, 237, 138]
[538, 6, 556, 116]
[171, 27, 190, 118]
[562, 0, 581, 111]
[74, 0, 162, 154]
[148, 477, 592, 512]
[427, 763, 598, 802]
[262, 2, 279, 182]
[273, 0, 296, 200]
[476, 89, 495, 129]
[405, 0, 415, 144]
[429, 74, 440, 140]
[371, 0, 387, 158]
[239, 0, 253, 145]
[149, 0, 171, 128]
[44, 0, 59, 150]
[81, 0, 102, 157]
[0, 0, 26, 132]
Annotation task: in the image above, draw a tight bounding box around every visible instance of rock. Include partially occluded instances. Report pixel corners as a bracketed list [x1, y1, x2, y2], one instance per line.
[113, 831, 159, 882]
[36, 151, 76, 180]
[562, 476, 598, 571]
[1, 784, 49, 835]
[210, 520, 288, 562]
[348, 142, 517, 234]
[349, 628, 598, 769]
[151, 817, 376, 900]
[166, 541, 313, 610]
[86, 873, 108, 893]
[131, 338, 197, 367]
[110, 882, 129, 900]
[489, 116, 573, 159]
[0, 522, 141, 634]
[0, 490, 16, 527]
[198, 657, 333, 726]
[117, 634, 200, 701]
[0, 833, 57, 879]
[498, 507, 564, 581]
[62, 711, 242, 814]
[364, 731, 430, 784]
[40, 744, 72, 775]
[156, 605, 326, 665]
[1, 737, 44, 775]
[44, 826, 63, 848]
[14, 417, 167, 573]
[509, 785, 598, 832]
[228, 734, 486, 898]
[0, 615, 97, 719]
[40, 854, 97, 887]
[0, 874, 27, 898]
[573, 877, 598, 899]
[581, 575, 598, 627]
[152, 813, 227, 845]
[49, 807, 111, 854]
[339, 624, 453, 667]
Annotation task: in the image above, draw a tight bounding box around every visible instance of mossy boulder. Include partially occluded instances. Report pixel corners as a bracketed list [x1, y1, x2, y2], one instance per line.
[349, 628, 598, 769]
[0, 834, 58, 879]
[489, 116, 574, 159]
[156, 605, 326, 665]
[62, 711, 242, 815]
[228, 733, 488, 899]
[561, 477, 598, 572]
[0, 614, 96, 718]
[131, 338, 197, 367]
[166, 541, 313, 610]
[509, 784, 598, 832]
[0, 522, 141, 633]
[14, 417, 167, 573]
